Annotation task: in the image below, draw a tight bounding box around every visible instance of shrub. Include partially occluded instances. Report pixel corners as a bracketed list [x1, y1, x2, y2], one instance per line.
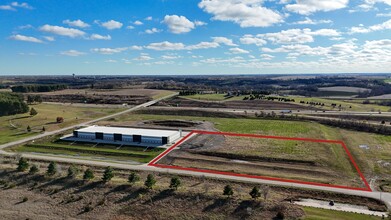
[29, 164, 39, 174]
[128, 172, 140, 184]
[83, 168, 94, 181]
[102, 167, 114, 183]
[30, 108, 38, 116]
[223, 185, 234, 197]
[17, 157, 29, 172]
[145, 174, 156, 190]
[67, 165, 78, 178]
[169, 176, 181, 190]
[249, 186, 261, 200]
[47, 162, 57, 176]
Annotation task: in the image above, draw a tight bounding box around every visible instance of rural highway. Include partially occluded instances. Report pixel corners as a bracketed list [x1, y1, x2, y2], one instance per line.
[1, 93, 391, 210]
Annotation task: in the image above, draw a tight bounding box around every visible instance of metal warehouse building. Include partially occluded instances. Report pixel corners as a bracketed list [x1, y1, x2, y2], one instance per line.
[73, 126, 181, 145]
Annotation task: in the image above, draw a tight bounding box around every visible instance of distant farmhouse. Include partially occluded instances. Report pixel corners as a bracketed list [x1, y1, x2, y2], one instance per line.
[71, 126, 181, 146]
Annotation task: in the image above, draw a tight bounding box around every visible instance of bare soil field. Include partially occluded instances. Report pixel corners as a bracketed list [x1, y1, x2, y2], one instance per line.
[159, 133, 364, 188]
[156, 97, 319, 110]
[0, 160, 386, 220]
[319, 86, 371, 93]
[98, 119, 215, 131]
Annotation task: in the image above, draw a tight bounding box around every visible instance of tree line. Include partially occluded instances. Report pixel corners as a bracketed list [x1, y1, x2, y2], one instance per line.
[11, 84, 68, 93]
[0, 92, 29, 116]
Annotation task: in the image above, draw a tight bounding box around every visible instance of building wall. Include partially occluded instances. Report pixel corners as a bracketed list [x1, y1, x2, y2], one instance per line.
[77, 132, 95, 139]
[142, 136, 163, 144]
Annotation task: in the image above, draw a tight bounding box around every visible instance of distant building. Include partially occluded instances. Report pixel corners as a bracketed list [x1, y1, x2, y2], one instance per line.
[72, 126, 181, 145]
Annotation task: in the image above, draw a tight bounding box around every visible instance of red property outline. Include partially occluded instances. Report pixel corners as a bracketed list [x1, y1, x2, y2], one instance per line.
[148, 130, 372, 192]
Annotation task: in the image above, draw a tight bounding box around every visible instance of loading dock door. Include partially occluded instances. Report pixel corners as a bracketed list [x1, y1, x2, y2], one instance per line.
[114, 133, 122, 141]
[73, 131, 78, 138]
[162, 137, 168, 145]
[133, 135, 141, 143]
[95, 132, 104, 140]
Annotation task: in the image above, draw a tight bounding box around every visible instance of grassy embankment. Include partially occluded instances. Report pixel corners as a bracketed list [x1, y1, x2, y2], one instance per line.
[0, 103, 123, 145]
[302, 207, 381, 220]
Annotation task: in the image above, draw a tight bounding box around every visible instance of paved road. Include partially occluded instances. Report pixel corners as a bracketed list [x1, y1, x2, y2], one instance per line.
[2, 93, 391, 209]
[0, 92, 178, 150]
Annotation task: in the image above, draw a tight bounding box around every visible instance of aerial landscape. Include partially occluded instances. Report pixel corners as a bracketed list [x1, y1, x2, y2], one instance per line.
[1, 0, 391, 219]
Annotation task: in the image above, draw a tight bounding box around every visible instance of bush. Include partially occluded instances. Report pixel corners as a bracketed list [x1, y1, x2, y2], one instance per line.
[169, 176, 181, 190]
[47, 162, 57, 176]
[223, 185, 234, 197]
[102, 167, 114, 183]
[128, 172, 140, 184]
[249, 186, 261, 200]
[30, 108, 38, 116]
[17, 157, 29, 172]
[145, 174, 156, 190]
[83, 168, 94, 181]
[67, 165, 78, 178]
[56, 117, 64, 123]
[22, 197, 28, 203]
[29, 164, 39, 174]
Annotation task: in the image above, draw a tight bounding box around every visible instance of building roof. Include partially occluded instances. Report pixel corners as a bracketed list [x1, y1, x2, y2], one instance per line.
[76, 126, 179, 137]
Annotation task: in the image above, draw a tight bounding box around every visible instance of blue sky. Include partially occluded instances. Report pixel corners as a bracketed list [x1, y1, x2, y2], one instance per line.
[1, 0, 391, 75]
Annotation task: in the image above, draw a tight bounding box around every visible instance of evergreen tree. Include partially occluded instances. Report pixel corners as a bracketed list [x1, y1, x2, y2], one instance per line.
[30, 108, 38, 116]
[145, 174, 156, 190]
[128, 172, 140, 184]
[42, 126, 46, 132]
[249, 186, 261, 200]
[223, 185, 234, 197]
[169, 176, 181, 190]
[27, 125, 31, 132]
[83, 168, 94, 181]
[47, 162, 57, 176]
[29, 164, 39, 174]
[67, 165, 78, 178]
[102, 166, 114, 183]
[17, 157, 29, 172]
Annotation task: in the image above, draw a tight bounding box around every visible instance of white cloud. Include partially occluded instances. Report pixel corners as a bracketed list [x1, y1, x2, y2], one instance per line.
[145, 28, 161, 34]
[126, 25, 135, 29]
[10, 2, 33, 9]
[163, 15, 195, 34]
[10, 34, 43, 43]
[212, 37, 237, 46]
[130, 45, 143, 50]
[186, 41, 220, 50]
[60, 50, 86, 56]
[134, 55, 153, 61]
[229, 47, 250, 54]
[1, 2, 32, 10]
[100, 20, 123, 30]
[145, 16, 153, 21]
[349, 19, 391, 34]
[89, 34, 111, 40]
[198, 0, 283, 27]
[260, 54, 275, 60]
[356, 0, 391, 11]
[134, 20, 143, 25]
[105, 59, 118, 63]
[91, 47, 128, 54]
[240, 35, 267, 46]
[194, 20, 207, 26]
[293, 17, 333, 25]
[39, 25, 86, 38]
[63, 19, 90, 28]
[43, 36, 55, 41]
[162, 55, 181, 60]
[376, 12, 391, 17]
[286, 0, 349, 15]
[146, 41, 186, 50]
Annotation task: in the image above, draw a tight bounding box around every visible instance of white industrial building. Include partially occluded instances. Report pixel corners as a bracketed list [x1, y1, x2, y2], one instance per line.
[72, 126, 181, 146]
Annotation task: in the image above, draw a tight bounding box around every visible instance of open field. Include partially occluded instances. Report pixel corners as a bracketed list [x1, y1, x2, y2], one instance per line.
[318, 86, 371, 93]
[0, 103, 123, 145]
[95, 113, 391, 187]
[7, 140, 165, 163]
[158, 132, 364, 188]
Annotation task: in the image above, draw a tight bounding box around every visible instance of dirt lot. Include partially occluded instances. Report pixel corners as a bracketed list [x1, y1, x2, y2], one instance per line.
[156, 97, 319, 110]
[159, 133, 364, 188]
[0, 159, 386, 220]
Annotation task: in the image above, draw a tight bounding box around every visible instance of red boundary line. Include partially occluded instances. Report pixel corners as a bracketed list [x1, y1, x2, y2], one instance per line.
[148, 130, 371, 192]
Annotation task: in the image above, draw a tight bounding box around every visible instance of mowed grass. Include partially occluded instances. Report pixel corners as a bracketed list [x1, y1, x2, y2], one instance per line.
[102, 113, 391, 178]
[181, 93, 232, 101]
[8, 141, 165, 163]
[0, 103, 123, 145]
[301, 207, 381, 220]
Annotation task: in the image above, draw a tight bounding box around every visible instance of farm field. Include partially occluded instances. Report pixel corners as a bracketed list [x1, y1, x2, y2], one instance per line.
[0, 103, 123, 145]
[157, 132, 364, 188]
[96, 113, 391, 186]
[180, 93, 247, 101]
[7, 140, 165, 163]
